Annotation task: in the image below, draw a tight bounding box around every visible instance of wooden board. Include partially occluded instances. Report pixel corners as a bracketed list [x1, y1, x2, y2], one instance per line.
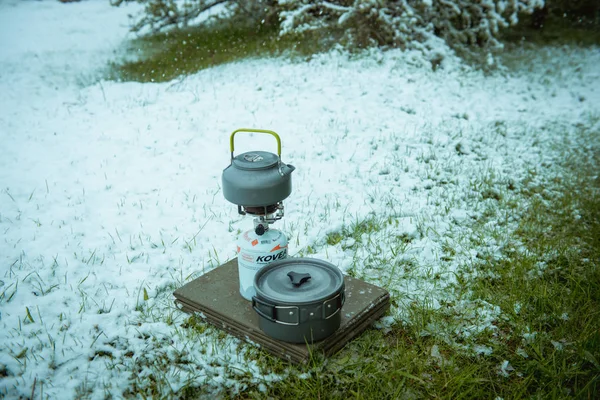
[173, 258, 390, 364]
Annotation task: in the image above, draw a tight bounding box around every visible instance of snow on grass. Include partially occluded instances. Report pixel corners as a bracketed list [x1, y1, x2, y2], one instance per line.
[1, 0, 599, 398]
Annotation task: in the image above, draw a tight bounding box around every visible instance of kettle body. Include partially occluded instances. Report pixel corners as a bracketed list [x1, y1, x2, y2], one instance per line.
[221, 130, 295, 208]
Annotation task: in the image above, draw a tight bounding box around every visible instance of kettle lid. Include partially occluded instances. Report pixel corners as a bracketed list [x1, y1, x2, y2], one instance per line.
[232, 151, 279, 171]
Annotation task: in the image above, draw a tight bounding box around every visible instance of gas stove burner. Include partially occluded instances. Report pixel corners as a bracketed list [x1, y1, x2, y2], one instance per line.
[240, 204, 279, 216]
[237, 203, 284, 225]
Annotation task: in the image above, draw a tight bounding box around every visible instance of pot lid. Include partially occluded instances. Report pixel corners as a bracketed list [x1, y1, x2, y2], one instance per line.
[254, 258, 344, 304]
[232, 151, 279, 171]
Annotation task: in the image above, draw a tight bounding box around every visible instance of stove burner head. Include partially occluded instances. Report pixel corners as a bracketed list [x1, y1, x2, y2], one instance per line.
[237, 203, 285, 225]
[242, 204, 279, 216]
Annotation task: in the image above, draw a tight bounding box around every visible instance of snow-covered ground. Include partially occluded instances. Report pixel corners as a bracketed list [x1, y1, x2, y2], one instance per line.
[1, 0, 599, 398]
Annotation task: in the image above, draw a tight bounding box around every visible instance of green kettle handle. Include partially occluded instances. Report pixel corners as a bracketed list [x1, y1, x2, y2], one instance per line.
[229, 128, 282, 162]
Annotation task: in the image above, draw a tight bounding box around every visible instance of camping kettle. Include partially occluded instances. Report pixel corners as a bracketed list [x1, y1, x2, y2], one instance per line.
[222, 129, 295, 209]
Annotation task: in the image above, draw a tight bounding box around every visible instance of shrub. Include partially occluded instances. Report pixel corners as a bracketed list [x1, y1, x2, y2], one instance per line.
[113, 0, 552, 54]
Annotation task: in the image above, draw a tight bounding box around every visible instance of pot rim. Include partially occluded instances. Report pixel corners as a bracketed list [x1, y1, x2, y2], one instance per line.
[253, 257, 345, 307]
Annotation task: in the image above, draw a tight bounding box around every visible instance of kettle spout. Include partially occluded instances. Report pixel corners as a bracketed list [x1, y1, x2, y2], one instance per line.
[281, 163, 295, 176]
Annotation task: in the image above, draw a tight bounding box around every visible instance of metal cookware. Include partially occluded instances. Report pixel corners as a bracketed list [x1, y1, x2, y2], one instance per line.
[252, 258, 345, 343]
[222, 128, 295, 210]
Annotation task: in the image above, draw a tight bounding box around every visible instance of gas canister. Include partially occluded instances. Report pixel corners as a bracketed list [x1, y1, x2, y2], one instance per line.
[237, 226, 288, 300]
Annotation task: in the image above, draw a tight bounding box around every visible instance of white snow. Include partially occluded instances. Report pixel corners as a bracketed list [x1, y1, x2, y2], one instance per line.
[498, 359, 514, 377]
[1, 0, 599, 398]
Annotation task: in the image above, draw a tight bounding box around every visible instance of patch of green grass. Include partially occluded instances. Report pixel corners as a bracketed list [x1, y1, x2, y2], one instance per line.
[502, 14, 600, 47]
[325, 231, 344, 246]
[455, 15, 600, 71]
[216, 139, 600, 399]
[108, 15, 600, 82]
[234, 327, 498, 399]
[108, 22, 334, 83]
[460, 168, 600, 396]
[495, 15, 600, 72]
[325, 216, 383, 248]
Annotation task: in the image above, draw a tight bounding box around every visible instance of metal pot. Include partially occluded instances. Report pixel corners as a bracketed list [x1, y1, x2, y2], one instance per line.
[252, 258, 345, 343]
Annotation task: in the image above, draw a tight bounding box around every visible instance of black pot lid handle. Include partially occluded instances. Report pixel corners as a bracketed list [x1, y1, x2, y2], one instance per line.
[287, 271, 311, 287]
